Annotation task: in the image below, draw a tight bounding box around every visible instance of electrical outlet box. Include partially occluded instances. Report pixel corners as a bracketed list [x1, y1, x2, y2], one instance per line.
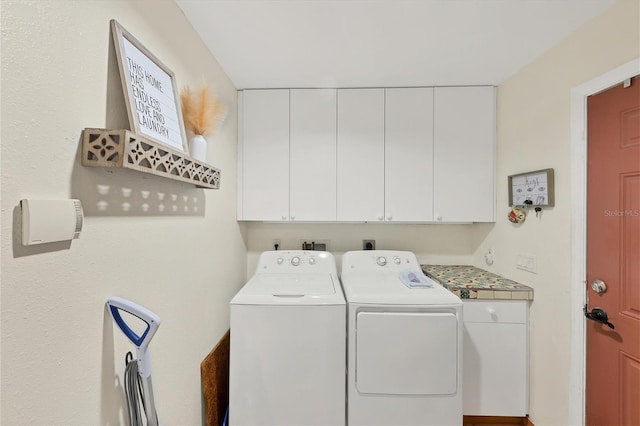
[516, 253, 537, 273]
[363, 240, 375, 250]
[297, 240, 330, 251]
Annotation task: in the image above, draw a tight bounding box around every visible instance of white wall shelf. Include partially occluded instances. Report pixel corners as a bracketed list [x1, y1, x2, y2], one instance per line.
[82, 128, 220, 189]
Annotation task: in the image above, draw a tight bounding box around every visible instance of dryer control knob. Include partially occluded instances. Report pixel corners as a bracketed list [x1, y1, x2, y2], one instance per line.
[309, 257, 316, 265]
[291, 256, 301, 266]
[277, 257, 284, 264]
[376, 256, 387, 266]
[394, 257, 401, 265]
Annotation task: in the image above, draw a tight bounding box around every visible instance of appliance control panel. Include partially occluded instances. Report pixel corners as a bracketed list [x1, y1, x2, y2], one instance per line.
[342, 250, 421, 273]
[256, 250, 337, 274]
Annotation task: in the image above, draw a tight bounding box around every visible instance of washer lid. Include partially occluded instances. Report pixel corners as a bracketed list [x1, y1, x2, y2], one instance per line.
[340, 273, 462, 305]
[244, 274, 336, 296]
[231, 273, 345, 305]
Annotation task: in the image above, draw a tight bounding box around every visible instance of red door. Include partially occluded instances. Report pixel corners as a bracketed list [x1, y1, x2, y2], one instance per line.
[586, 75, 640, 425]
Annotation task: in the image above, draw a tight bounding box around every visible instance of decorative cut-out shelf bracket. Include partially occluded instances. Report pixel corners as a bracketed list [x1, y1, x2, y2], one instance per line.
[82, 128, 220, 189]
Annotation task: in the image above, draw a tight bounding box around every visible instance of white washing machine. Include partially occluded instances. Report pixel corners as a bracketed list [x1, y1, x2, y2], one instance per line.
[229, 250, 346, 426]
[341, 250, 463, 426]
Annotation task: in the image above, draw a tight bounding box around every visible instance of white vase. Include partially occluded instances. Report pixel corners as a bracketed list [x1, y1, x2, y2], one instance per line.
[189, 134, 208, 162]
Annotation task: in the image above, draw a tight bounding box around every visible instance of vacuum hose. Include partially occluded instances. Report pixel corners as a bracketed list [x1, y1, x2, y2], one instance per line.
[107, 297, 160, 426]
[124, 352, 156, 425]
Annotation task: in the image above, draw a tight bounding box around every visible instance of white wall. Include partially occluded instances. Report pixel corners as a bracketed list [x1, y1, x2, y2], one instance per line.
[246, 222, 493, 276]
[0, 1, 247, 424]
[471, 1, 639, 425]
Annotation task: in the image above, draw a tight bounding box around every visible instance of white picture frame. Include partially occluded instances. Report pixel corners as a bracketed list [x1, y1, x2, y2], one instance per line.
[110, 20, 188, 153]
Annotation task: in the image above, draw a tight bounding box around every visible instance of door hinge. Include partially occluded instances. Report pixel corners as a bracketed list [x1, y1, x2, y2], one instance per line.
[623, 78, 631, 88]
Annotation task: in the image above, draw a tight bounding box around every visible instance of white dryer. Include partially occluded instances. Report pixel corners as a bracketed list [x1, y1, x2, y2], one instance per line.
[341, 250, 463, 426]
[229, 250, 346, 426]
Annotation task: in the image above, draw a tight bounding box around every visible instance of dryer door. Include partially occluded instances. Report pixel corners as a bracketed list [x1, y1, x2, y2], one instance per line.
[356, 311, 458, 395]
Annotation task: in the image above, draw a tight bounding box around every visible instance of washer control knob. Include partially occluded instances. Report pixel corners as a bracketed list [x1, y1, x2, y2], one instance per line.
[394, 257, 401, 265]
[291, 256, 301, 266]
[277, 257, 284, 264]
[309, 257, 316, 265]
[376, 256, 387, 266]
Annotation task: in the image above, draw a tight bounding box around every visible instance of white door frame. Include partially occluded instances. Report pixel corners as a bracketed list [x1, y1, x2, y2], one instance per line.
[568, 57, 640, 425]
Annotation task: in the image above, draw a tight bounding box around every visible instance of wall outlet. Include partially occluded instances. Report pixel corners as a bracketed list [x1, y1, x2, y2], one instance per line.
[363, 240, 375, 250]
[516, 253, 537, 273]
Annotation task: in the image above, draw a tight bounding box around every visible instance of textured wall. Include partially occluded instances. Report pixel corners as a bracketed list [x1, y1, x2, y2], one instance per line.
[470, 1, 640, 424]
[0, 1, 247, 424]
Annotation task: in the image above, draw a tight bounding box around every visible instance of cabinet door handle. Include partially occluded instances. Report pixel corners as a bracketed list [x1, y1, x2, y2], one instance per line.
[386, 214, 392, 221]
[378, 214, 384, 221]
[281, 215, 287, 221]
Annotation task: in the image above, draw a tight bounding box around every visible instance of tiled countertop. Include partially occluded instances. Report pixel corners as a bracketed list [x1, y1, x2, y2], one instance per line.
[421, 265, 534, 301]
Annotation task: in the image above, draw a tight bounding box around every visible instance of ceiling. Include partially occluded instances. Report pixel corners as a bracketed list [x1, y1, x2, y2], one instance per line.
[176, 0, 615, 89]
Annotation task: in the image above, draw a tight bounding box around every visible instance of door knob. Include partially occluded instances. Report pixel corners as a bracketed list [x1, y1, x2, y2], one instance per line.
[584, 304, 615, 329]
[591, 279, 607, 293]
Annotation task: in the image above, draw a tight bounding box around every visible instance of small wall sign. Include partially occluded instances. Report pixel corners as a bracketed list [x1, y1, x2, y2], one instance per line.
[508, 168, 555, 207]
[110, 20, 188, 152]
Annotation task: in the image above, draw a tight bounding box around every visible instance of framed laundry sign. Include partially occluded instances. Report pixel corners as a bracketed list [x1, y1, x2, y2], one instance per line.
[508, 168, 555, 207]
[110, 20, 188, 152]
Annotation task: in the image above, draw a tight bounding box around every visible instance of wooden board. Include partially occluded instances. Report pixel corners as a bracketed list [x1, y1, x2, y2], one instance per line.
[201, 330, 230, 426]
[463, 415, 533, 426]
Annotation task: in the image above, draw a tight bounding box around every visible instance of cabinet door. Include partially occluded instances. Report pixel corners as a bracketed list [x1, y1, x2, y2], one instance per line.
[239, 89, 290, 221]
[463, 322, 528, 416]
[337, 89, 385, 222]
[290, 89, 337, 221]
[385, 88, 434, 222]
[434, 87, 496, 222]
[463, 300, 528, 416]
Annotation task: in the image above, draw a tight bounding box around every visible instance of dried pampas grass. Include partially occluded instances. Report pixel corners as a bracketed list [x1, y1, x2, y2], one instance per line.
[181, 85, 227, 136]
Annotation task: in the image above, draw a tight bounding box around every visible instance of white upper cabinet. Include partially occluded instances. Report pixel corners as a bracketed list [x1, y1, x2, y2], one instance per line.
[434, 87, 496, 222]
[238, 86, 496, 223]
[385, 88, 434, 222]
[238, 89, 290, 221]
[290, 89, 337, 221]
[337, 89, 385, 222]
